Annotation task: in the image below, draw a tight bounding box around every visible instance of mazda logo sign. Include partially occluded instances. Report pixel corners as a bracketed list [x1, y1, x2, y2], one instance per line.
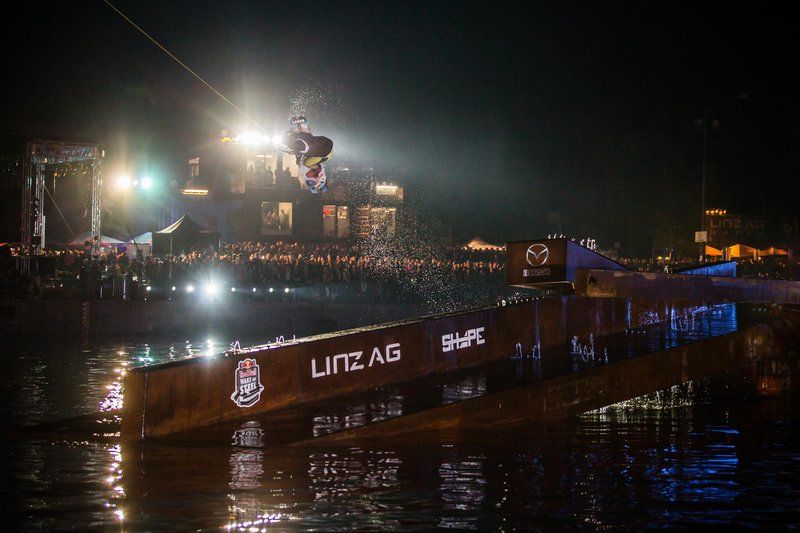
[526, 244, 549, 266]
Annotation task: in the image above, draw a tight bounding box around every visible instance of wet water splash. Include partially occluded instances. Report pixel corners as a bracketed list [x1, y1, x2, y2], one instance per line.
[585, 381, 700, 414]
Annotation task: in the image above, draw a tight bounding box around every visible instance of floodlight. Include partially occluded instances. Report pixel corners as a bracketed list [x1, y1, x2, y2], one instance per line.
[237, 132, 269, 146]
[204, 282, 218, 296]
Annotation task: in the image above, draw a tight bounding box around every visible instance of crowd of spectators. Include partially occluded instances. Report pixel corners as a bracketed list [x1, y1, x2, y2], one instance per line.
[2, 240, 797, 304]
[0, 240, 506, 306]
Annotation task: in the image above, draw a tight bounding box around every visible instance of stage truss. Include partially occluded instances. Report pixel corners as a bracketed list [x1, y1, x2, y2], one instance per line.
[20, 139, 103, 257]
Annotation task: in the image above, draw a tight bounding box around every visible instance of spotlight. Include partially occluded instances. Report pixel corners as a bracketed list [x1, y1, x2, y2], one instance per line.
[186, 285, 195, 293]
[204, 282, 218, 296]
[252, 287, 257, 293]
[236, 132, 269, 146]
[140, 176, 153, 189]
[145, 286, 152, 292]
[284, 287, 290, 293]
[115, 176, 132, 190]
[231, 287, 236, 292]
[269, 287, 274, 293]
[171, 286, 176, 291]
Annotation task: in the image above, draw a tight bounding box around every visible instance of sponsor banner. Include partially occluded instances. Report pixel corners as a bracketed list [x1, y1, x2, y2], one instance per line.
[705, 214, 798, 249]
[298, 322, 428, 400]
[442, 326, 485, 353]
[506, 239, 568, 285]
[431, 308, 497, 371]
[231, 358, 266, 408]
[130, 301, 542, 438]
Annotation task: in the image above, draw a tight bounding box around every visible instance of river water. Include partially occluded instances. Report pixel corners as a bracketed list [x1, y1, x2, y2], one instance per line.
[1, 333, 799, 530]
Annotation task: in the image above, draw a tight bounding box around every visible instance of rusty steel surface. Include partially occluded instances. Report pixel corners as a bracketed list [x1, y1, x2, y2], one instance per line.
[142, 302, 792, 448]
[122, 297, 711, 440]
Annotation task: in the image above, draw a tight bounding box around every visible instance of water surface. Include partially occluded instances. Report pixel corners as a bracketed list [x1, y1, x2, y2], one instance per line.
[1, 331, 798, 530]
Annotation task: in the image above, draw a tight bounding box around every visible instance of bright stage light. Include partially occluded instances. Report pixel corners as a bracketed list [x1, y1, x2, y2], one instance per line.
[252, 287, 257, 293]
[140, 176, 153, 189]
[284, 287, 290, 293]
[236, 132, 269, 146]
[145, 286, 152, 292]
[272, 134, 284, 146]
[231, 287, 236, 292]
[269, 287, 274, 293]
[204, 282, 218, 296]
[116, 176, 132, 190]
[171, 286, 176, 291]
[186, 285, 195, 293]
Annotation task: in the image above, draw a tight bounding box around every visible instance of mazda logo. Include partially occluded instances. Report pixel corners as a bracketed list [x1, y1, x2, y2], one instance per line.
[526, 244, 549, 266]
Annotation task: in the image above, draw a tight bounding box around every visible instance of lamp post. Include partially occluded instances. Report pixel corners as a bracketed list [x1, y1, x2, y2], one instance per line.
[700, 94, 748, 232]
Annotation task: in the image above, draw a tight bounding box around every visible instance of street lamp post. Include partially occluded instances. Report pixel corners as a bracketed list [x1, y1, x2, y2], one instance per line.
[700, 94, 748, 233]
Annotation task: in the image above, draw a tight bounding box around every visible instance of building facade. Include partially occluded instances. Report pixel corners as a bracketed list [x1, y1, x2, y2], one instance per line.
[704, 209, 799, 251]
[164, 134, 405, 242]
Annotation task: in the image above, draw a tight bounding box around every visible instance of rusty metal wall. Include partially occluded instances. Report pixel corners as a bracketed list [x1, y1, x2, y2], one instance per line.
[122, 296, 706, 439]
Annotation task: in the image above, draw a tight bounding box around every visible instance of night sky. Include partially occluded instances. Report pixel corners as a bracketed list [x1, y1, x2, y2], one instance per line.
[3, 1, 799, 252]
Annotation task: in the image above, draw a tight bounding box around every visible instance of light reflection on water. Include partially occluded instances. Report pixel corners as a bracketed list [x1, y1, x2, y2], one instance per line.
[2, 336, 800, 530]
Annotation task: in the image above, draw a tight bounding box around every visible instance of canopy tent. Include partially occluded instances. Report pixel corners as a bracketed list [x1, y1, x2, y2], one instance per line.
[704, 245, 723, 257]
[464, 236, 504, 251]
[725, 243, 759, 259]
[128, 231, 153, 245]
[67, 232, 124, 247]
[152, 215, 220, 255]
[759, 246, 789, 257]
[126, 231, 153, 259]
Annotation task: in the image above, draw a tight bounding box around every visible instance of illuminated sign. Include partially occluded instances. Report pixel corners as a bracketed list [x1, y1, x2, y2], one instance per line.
[375, 184, 398, 195]
[525, 243, 549, 266]
[442, 327, 485, 352]
[180, 188, 209, 196]
[523, 267, 552, 278]
[506, 239, 568, 285]
[230, 358, 265, 408]
[310, 343, 401, 379]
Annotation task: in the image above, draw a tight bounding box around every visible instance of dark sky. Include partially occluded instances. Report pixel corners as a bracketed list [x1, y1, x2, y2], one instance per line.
[3, 1, 799, 250]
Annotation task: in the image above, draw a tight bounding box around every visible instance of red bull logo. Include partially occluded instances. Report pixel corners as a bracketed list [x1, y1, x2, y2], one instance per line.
[231, 358, 265, 408]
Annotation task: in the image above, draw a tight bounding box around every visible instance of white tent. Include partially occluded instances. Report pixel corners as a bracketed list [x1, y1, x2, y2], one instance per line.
[464, 236, 504, 251]
[68, 232, 124, 247]
[126, 232, 153, 258]
[128, 231, 153, 245]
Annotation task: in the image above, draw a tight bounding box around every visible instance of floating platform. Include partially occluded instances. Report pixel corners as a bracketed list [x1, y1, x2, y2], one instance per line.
[156, 303, 770, 448]
[122, 296, 747, 441]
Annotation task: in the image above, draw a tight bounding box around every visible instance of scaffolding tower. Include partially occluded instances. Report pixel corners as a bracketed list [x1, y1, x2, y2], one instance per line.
[20, 139, 102, 268]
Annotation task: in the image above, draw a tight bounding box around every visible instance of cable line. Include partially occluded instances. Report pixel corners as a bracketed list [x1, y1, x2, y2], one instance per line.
[102, 0, 267, 133]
